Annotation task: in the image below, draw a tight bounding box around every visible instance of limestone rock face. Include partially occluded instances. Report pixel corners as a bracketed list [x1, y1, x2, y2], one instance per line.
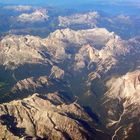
[17, 9, 49, 23]
[105, 70, 140, 103]
[50, 66, 64, 79]
[58, 11, 100, 27]
[0, 35, 45, 69]
[103, 70, 140, 140]
[0, 93, 109, 140]
[74, 44, 99, 70]
[0, 28, 131, 72]
[6, 75, 69, 103]
[48, 28, 114, 48]
[11, 76, 49, 93]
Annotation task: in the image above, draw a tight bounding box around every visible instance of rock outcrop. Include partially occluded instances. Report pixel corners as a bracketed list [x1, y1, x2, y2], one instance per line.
[0, 28, 131, 72]
[58, 11, 100, 28]
[11, 75, 68, 94]
[17, 9, 49, 23]
[0, 35, 45, 69]
[102, 70, 140, 140]
[0, 93, 110, 140]
[12, 76, 49, 93]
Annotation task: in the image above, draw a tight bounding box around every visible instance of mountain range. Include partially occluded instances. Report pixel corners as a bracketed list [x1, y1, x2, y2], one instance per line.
[0, 3, 140, 140]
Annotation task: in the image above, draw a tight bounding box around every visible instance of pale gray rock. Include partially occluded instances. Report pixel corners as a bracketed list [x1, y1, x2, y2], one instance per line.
[50, 66, 64, 79]
[103, 70, 140, 140]
[59, 11, 100, 27]
[17, 9, 49, 23]
[11, 76, 49, 93]
[0, 93, 105, 140]
[0, 35, 45, 69]
[0, 28, 132, 73]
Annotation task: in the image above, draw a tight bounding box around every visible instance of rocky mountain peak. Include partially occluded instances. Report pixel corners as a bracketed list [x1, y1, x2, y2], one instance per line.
[0, 93, 110, 140]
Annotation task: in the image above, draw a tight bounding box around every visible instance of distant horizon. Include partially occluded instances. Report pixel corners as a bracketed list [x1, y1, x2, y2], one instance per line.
[0, 0, 140, 6]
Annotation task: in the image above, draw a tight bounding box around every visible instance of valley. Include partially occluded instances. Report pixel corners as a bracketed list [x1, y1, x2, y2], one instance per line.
[0, 2, 140, 140]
